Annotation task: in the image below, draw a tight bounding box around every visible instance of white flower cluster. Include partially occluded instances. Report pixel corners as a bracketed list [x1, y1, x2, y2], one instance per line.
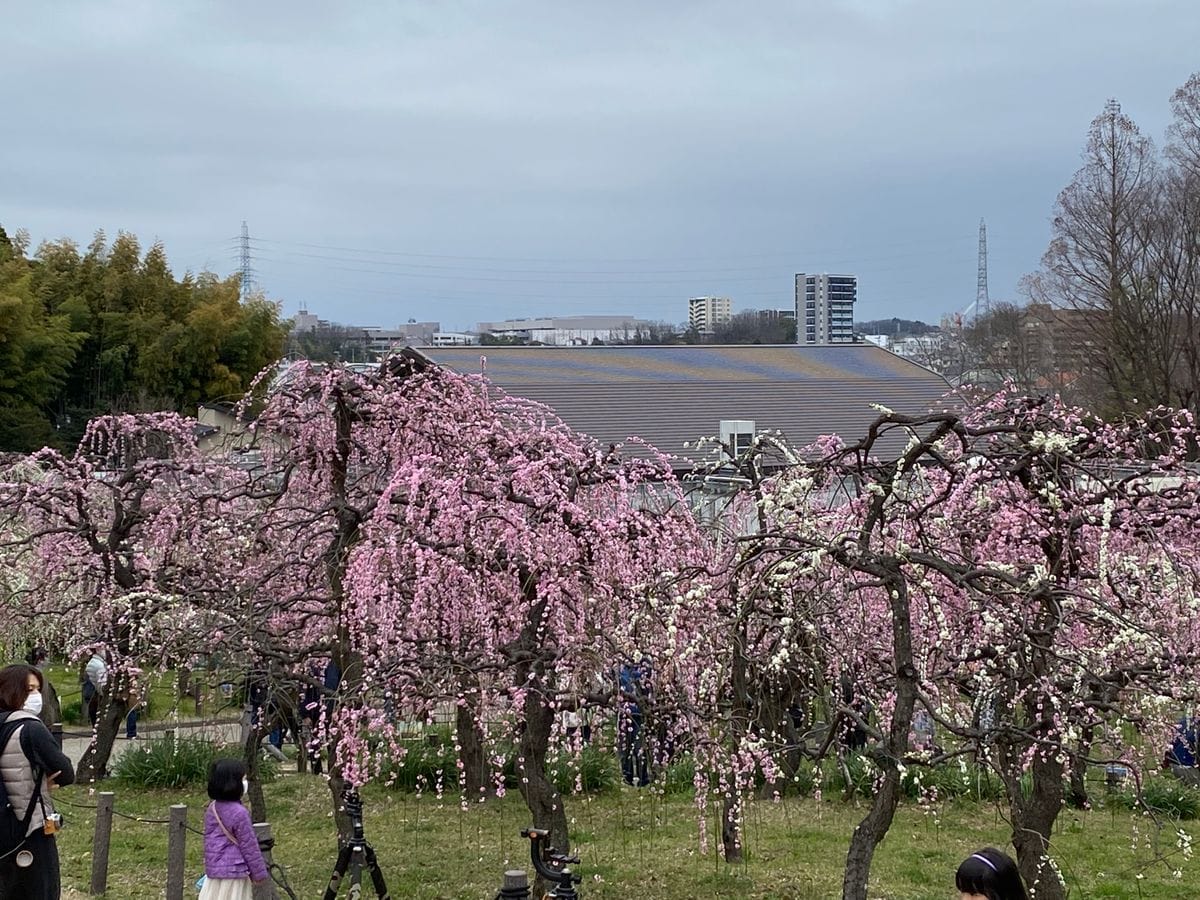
[1028, 430, 1077, 455]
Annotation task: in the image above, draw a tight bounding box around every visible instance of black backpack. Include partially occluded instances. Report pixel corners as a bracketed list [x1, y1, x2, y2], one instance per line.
[0, 713, 44, 859]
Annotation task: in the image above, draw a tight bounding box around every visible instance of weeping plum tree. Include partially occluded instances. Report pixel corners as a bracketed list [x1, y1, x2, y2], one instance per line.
[0, 413, 251, 782]
[227, 355, 709, 849]
[733, 391, 1200, 900]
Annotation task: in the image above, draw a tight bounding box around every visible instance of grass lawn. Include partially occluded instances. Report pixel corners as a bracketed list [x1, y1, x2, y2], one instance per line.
[42, 663, 239, 726]
[52, 774, 1198, 899]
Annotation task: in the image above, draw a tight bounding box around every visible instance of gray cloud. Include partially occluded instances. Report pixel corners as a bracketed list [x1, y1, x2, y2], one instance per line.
[3, 0, 1197, 329]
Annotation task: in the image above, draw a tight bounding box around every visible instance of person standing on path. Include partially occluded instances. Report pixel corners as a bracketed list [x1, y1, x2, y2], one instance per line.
[123, 675, 145, 740]
[0, 664, 75, 900]
[83, 650, 108, 728]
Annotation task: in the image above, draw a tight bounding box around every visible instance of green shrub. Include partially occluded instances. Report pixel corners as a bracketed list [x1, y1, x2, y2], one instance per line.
[60, 699, 83, 726]
[789, 762, 817, 796]
[115, 737, 275, 789]
[662, 754, 697, 795]
[378, 734, 462, 792]
[821, 753, 876, 799]
[900, 761, 1005, 802]
[1110, 776, 1200, 820]
[549, 745, 619, 794]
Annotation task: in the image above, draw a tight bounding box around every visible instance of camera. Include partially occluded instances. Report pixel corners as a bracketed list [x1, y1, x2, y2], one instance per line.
[43, 812, 64, 835]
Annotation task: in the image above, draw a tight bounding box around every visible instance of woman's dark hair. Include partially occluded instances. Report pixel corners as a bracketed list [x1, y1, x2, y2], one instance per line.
[0, 665, 42, 711]
[955, 848, 1028, 900]
[207, 758, 248, 801]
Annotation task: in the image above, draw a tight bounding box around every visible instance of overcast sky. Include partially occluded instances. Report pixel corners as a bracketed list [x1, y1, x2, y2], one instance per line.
[4, 1, 1198, 332]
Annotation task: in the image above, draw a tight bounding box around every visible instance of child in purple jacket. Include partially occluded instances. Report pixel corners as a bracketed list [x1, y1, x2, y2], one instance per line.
[199, 758, 268, 900]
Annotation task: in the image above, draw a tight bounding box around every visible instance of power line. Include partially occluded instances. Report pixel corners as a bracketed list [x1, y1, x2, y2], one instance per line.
[245, 231, 976, 268]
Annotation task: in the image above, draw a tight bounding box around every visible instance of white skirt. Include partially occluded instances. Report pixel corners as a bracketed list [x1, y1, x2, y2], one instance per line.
[199, 876, 254, 900]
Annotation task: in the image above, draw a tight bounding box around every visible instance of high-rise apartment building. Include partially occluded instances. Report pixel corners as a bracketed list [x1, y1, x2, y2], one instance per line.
[688, 296, 733, 335]
[795, 274, 857, 344]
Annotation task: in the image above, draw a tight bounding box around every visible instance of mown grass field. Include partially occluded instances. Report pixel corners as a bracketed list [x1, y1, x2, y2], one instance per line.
[52, 772, 1199, 899]
[43, 663, 238, 726]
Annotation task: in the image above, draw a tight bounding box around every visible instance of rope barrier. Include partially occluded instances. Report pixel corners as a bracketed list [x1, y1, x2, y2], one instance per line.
[110, 809, 172, 825]
[58, 785, 301, 894]
[55, 795, 100, 810]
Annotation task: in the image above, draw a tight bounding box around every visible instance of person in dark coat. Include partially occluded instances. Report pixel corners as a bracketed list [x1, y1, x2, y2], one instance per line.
[24, 649, 61, 739]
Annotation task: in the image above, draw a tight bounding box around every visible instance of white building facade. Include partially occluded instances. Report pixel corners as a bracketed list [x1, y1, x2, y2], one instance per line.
[477, 315, 656, 345]
[688, 296, 733, 335]
[795, 274, 857, 344]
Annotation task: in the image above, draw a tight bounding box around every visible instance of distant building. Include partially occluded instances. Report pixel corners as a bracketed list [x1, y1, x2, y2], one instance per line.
[291, 306, 326, 333]
[431, 331, 477, 346]
[795, 274, 857, 344]
[756, 308, 797, 322]
[890, 333, 944, 360]
[477, 315, 655, 345]
[688, 297, 733, 335]
[397, 321, 441, 344]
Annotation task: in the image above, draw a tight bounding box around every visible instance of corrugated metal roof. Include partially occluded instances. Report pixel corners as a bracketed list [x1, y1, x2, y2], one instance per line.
[418, 344, 954, 466]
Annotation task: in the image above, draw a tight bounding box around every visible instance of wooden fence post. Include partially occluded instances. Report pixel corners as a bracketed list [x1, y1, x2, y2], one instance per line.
[166, 803, 187, 900]
[251, 821, 280, 900]
[90, 791, 114, 895]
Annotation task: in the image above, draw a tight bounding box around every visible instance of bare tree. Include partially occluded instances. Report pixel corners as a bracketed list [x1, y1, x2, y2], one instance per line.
[1033, 99, 1163, 416]
[1031, 82, 1200, 421]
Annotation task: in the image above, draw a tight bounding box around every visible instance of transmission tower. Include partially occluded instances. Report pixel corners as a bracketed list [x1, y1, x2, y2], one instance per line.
[238, 220, 255, 301]
[975, 218, 989, 323]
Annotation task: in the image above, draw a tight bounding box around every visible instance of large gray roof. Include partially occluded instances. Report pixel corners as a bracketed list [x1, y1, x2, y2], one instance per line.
[415, 344, 954, 467]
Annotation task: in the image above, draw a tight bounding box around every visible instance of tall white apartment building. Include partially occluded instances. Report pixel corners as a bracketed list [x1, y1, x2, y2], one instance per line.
[795, 274, 857, 344]
[688, 296, 733, 335]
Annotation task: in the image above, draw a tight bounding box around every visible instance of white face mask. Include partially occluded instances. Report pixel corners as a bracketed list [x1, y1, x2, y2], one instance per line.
[23, 691, 43, 716]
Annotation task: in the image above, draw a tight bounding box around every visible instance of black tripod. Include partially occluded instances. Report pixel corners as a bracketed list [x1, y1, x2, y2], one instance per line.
[322, 789, 391, 899]
[522, 827, 582, 900]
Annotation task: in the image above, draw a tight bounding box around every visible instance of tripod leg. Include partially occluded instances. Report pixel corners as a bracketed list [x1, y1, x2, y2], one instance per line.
[349, 847, 364, 900]
[322, 843, 353, 900]
[363, 843, 392, 899]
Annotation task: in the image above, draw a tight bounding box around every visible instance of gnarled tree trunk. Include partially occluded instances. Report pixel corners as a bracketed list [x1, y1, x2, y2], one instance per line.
[1001, 730, 1067, 900]
[75, 693, 129, 784]
[456, 700, 489, 800]
[841, 570, 916, 900]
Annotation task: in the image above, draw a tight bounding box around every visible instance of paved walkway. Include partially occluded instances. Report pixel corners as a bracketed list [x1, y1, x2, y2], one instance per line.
[60, 718, 244, 768]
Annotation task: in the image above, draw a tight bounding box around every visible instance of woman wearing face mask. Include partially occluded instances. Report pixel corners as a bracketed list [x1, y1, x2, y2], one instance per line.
[0, 664, 75, 899]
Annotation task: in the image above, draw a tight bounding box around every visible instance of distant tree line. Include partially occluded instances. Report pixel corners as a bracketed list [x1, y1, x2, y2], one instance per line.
[855, 317, 938, 337]
[0, 227, 287, 451]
